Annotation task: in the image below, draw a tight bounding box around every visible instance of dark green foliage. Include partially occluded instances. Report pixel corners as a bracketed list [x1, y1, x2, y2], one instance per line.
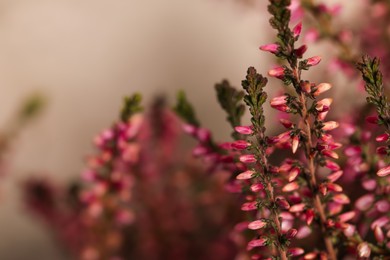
[121, 93, 143, 122]
[357, 56, 390, 129]
[242, 67, 268, 137]
[215, 80, 245, 138]
[173, 91, 200, 127]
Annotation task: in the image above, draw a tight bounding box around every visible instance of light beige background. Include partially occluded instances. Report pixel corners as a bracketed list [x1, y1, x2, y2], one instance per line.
[0, 0, 364, 259]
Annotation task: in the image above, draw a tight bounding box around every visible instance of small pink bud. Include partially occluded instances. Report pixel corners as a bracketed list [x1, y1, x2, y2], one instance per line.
[376, 133, 389, 142]
[343, 224, 356, 237]
[371, 216, 389, 229]
[305, 209, 315, 225]
[276, 197, 290, 210]
[290, 203, 305, 213]
[182, 124, 197, 135]
[283, 182, 299, 192]
[268, 66, 285, 79]
[280, 118, 293, 128]
[288, 167, 300, 182]
[316, 98, 333, 112]
[322, 121, 339, 131]
[241, 201, 258, 211]
[259, 43, 279, 54]
[247, 238, 267, 249]
[377, 165, 390, 177]
[288, 248, 304, 257]
[270, 95, 288, 106]
[321, 149, 339, 159]
[239, 154, 256, 163]
[366, 116, 379, 124]
[375, 200, 390, 212]
[292, 136, 299, 154]
[293, 22, 302, 38]
[231, 140, 251, 150]
[236, 170, 255, 180]
[250, 183, 264, 192]
[332, 194, 350, 204]
[286, 228, 298, 239]
[327, 170, 343, 182]
[307, 56, 322, 66]
[327, 183, 343, 192]
[344, 146, 362, 156]
[319, 184, 327, 196]
[362, 179, 377, 190]
[338, 211, 355, 223]
[374, 226, 385, 243]
[355, 194, 375, 211]
[235, 126, 253, 135]
[357, 242, 371, 258]
[197, 128, 211, 142]
[294, 44, 307, 58]
[325, 160, 340, 171]
[376, 146, 387, 155]
[303, 252, 318, 260]
[314, 83, 332, 96]
[248, 219, 267, 230]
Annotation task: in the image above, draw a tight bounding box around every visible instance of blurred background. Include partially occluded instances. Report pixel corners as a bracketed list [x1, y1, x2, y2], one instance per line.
[0, 0, 365, 259]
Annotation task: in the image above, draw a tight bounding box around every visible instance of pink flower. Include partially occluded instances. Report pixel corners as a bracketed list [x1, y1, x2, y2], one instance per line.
[235, 125, 253, 135]
[283, 182, 299, 192]
[365, 116, 379, 124]
[357, 242, 371, 258]
[268, 66, 285, 79]
[332, 194, 350, 204]
[338, 211, 355, 223]
[313, 83, 332, 96]
[377, 165, 390, 177]
[236, 170, 255, 180]
[247, 238, 267, 249]
[374, 226, 385, 243]
[376, 133, 389, 142]
[241, 201, 258, 211]
[239, 154, 256, 163]
[259, 43, 279, 54]
[355, 194, 375, 211]
[288, 247, 304, 257]
[248, 219, 267, 230]
[322, 121, 339, 131]
[250, 183, 264, 192]
[290, 203, 305, 213]
[292, 136, 299, 154]
[293, 22, 302, 38]
[231, 140, 251, 150]
[327, 170, 343, 182]
[307, 56, 322, 66]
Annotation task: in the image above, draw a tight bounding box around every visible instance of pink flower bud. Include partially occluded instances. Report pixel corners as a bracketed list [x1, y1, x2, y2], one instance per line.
[292, 136, 299, 154]
[357, 242, 371, 258]
[270, 95, 288, 106]
[305, 28, 319, 43]
[343, 224, 356, 237]
[316, 98, 332, 112]
[307, 56, 322, 66]
[377, 146, 388, 155]
[268, 66, 285, 79]
[327, 171, 343, 182]
[321, 149, 339, 159]
[305, 209, 315, 225]
[182, 124, 197, 135]
[283, 182, 299, 192]
[374, 226, 385, 243]
[250, 183, 264, 192]
[235, 126, 253, 135]
[259, 43, 279, 54]
[313, 83, 332, 96]
[288, 167, 300, 182]
[375, 200, 390, 212]
[303, 252, 318, 260]
[276, 197, 290, 210]
[366, 116, 379, 124]
[197, 128, 211, 142]
[362, 179, 377, 190]
[247, 238, 267, 249]
[325, 160, 340, 171]
[355, 194, 375, 211]
[280, 118, 293, 128]
[294, 44, 307, 58]
[239, 154, 256, 163]
[236, 170, 255, 180]
[332, 194, 350, 204]
[377, 165, 390, 177]
[376, 133, 389, 142]
[288, 248, 304, 257]
[371, 216, 389, 229]
[344, 145, 362, 156]
[241, 201, 258, 211]
[231, 140, 251, 150]
[286, 228, 298, 239]
[290, 203, 305, 213]
[248, 219, 267, 230]
[322, 121, 339, 131]
[327, 183, 343, 192]
[338, 211, 355, 223]
[293, 22, 302, 38]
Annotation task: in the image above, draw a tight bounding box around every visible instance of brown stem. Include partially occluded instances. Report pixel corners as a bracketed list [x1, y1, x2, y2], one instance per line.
[259, 152, 288, 260]
[299, 93, 337, 260]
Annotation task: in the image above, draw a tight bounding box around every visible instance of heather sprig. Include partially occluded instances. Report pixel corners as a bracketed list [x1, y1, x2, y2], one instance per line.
[259, 1, 350, 259]
[215, 80, 246, 139]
